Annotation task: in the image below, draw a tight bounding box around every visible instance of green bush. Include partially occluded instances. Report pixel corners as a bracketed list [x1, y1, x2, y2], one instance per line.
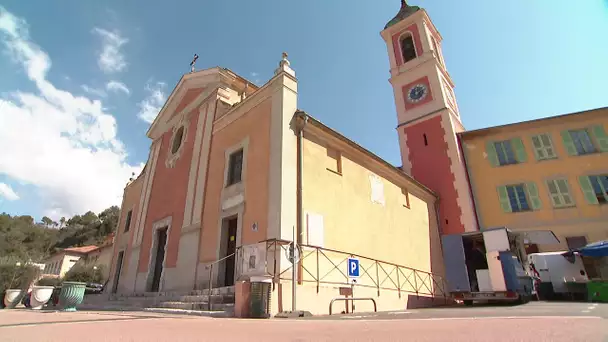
[63, 263, 105, 284]
[0, 257, 41, 294]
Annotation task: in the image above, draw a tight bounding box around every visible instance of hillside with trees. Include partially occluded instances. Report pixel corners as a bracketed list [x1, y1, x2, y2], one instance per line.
[0, 206, 120, 262]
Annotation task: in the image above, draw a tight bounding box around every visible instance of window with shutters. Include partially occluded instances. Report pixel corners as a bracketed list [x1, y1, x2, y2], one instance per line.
[582, 174, 608, 204]
[570, 129, 596, 155]
[497, 183, 541, 213]
[494, 140, 517, 165]
[562, 125, 608, 156]
[546, 179, 575, 208]
[487, 138, 527, 167]
[531, 134, 557, 160]
[507, 184, 530, 212]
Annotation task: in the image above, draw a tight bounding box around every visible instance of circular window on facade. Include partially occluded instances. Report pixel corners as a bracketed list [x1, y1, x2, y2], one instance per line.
[171, 126, 185, 154]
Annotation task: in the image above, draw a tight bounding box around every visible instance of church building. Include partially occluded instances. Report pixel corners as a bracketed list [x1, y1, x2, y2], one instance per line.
[106, 1, 479, 315]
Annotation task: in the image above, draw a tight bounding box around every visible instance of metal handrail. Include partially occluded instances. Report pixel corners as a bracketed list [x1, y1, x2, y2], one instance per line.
[259, 239, 448, 299]
[203, 252, 236, 270]
[329, 297, 377, 315]
[203, 251, 237, 311]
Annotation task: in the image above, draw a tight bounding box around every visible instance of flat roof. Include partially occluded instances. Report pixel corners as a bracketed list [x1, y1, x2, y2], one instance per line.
[459, 106, 608, 138]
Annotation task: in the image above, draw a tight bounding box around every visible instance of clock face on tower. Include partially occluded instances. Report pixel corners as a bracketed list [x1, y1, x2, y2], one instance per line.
[406, 84, 428, 103]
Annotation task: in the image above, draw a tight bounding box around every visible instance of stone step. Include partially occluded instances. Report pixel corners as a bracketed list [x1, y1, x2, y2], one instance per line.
[111, 286, 235, 299]
[158, 301, 234, 311]
[177, 294, 234, 303]
[142, 307, 233, 318]
[108, 293, 234, 306]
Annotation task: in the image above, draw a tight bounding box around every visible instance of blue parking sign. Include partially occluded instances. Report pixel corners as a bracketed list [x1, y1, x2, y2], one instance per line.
[347, 258, 360, 278]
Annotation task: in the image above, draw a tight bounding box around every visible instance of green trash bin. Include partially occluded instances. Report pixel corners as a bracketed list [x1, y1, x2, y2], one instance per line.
[587, 280, 608, 303]
[249, 281, 271, 318]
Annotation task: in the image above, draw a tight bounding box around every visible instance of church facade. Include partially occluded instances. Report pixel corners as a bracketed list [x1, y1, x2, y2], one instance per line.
[106, 1, 458, 312]
[107, 0, 607, 314]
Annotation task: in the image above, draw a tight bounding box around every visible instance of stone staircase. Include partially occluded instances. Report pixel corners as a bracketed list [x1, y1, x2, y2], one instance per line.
[80, 286, 235, 317]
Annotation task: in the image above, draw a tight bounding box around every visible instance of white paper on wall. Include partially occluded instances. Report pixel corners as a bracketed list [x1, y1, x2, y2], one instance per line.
[241, 242, 266, 276]
[306, 212, 325, 248]
[369, 173, 385, 206]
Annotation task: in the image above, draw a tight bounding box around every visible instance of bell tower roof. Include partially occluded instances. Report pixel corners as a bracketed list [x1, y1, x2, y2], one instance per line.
[384, 0, 422, 29]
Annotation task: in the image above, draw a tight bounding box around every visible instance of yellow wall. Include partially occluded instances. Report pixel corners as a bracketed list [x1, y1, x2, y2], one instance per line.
[462, 108, 608, 252]
[301, 131, 443, 276]
[44, 253, 82, 278]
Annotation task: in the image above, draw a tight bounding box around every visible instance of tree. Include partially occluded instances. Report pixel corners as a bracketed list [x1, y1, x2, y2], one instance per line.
[0, 206, 120, 262]
[41, 216, 53, 228]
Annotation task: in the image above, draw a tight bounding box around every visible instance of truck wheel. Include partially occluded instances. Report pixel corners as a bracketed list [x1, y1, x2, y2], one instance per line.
[463, 300, 473, 306]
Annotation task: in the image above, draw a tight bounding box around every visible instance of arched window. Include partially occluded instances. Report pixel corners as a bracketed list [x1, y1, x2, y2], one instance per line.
[401, 34, 417, 63]
[171, 126, 185, 154]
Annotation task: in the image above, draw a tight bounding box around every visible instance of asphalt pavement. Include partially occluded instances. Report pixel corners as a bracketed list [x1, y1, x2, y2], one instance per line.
[0, 301, 606, 342]
[302, 300, 608, 320]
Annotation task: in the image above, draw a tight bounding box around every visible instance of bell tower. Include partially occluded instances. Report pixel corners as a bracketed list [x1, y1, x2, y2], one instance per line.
[381, 1, 477, 235]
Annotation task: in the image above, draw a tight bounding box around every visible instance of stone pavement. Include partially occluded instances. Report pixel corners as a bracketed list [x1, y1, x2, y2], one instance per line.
[0, 305, 606, 342]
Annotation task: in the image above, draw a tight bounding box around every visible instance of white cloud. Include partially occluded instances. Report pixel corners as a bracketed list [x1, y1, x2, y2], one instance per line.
[0, 7, 142, 218]
[137, 81, 167, 123]
[92, 27, 128, 74]
[106, 80, 130, 95]
[81, 84, 106, 98]
[0, 183, 19, 201]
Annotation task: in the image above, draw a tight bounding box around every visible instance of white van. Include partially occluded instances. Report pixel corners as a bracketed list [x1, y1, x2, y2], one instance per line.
[528, 252, 588, 298]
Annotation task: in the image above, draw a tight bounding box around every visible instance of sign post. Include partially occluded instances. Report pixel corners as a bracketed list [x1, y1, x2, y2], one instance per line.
[288, 226, 299, 312]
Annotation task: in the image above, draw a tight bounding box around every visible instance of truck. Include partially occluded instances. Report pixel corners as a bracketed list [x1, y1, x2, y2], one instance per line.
[441, 227, 559, 305]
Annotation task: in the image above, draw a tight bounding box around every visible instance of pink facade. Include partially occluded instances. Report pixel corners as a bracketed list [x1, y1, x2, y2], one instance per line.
[107, 62, 300, 293]
[137, 107, 200, 272]
[404, 116, 464, 234]
[382, 3, 478, 235]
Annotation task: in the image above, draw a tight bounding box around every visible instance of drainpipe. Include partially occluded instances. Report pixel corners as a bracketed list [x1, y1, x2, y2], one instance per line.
[293, 114, 308, 311]
[297, 115, 308, 247]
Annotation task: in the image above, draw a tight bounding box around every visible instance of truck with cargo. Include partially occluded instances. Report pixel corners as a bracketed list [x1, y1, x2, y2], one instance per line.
[441, 227, 559, 305]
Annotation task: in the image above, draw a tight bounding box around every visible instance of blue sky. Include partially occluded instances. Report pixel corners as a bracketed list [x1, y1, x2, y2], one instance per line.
[1, 0, 607, 220]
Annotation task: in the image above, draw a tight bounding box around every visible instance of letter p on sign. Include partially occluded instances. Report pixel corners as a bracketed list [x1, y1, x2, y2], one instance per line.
[347, 257, 360, 278]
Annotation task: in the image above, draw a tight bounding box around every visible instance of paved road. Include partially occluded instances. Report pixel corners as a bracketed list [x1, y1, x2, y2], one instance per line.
[0, 302, 606, 342]
[306, 300, 608, 320]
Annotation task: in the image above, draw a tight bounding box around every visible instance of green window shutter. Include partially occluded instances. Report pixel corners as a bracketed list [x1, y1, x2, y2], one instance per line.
[486, 141, 499, 167]
[590, 125, 608, 152]
[546, 179, 561, 207]
[497, 186, 512, 213]
[531, 136, 543, 160]
[578, 176, 599, 204]
[561, 130, 577, 156]
[525, 182, 542, 210]
[511, 138, 527, 163]
[541, 134, 557, 158]
[557, 179, 574, 206]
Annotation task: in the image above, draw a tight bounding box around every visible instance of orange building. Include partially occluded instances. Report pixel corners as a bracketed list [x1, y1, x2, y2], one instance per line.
[459, 107, 608, 253]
